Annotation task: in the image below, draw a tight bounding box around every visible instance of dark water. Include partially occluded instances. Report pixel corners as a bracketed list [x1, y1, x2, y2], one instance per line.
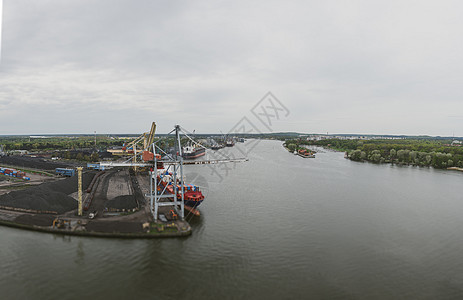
[1, 140, 463, 299]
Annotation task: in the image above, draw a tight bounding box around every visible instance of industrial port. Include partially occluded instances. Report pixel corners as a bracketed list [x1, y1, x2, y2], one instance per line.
[0, 123, 246, 238]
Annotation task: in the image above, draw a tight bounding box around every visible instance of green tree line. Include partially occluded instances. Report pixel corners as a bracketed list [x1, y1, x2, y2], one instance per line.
[54, 151, 100, 162]
[286, 138, 463, 168]
[0, 136, 126, 151]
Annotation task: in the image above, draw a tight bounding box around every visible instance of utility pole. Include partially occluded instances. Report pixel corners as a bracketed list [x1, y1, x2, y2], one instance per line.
[94, 131, 97, 148]
[77, 167, 83, 216]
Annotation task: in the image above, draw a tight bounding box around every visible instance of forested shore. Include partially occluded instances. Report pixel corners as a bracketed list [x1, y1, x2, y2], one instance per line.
[285, 138, 463, 169]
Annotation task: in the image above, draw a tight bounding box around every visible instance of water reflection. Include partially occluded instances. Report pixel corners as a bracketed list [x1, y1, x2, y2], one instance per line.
[74, 240, 85, 265]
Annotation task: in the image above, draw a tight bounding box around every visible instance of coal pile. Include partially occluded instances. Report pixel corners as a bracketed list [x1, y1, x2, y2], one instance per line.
[0, 155, 74, 171]
[0, 191, 77, 214]
[0, 172, 95, 214]
[105, 195, 138, 210]
[14, 214, 56, 226]
[98, 151, 113, 159]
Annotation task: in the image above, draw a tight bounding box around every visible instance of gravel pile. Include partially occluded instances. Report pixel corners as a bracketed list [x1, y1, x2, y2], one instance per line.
[105, 195, 138, 210]
[0, 172, 95, 213]
[0, 156, 74, 170]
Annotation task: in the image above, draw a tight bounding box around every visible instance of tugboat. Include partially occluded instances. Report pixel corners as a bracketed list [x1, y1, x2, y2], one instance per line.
[182, 143, 206, 159]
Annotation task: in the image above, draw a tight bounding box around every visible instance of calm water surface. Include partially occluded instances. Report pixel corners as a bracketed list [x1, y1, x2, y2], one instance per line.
[1, 140, 462, 299]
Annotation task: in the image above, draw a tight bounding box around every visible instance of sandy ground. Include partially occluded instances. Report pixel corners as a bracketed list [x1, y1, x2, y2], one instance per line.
[106, 169, 133, 200]
[136, 173, 151, 196]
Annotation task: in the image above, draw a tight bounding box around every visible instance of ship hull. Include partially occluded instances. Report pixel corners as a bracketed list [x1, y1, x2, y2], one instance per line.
[183, 148, 206, 159]
[157, 176, 205, 208]
[185, 199, 204, 207]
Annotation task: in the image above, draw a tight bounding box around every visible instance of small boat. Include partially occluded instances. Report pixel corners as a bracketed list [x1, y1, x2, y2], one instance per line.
[184, 205, 201, 216]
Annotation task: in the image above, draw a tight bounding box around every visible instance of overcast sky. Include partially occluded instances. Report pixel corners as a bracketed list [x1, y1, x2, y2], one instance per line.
[0, 0, 462, 136]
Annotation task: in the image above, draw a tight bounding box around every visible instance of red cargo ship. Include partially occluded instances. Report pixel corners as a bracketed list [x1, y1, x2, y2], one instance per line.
[157, 172, 204, 208]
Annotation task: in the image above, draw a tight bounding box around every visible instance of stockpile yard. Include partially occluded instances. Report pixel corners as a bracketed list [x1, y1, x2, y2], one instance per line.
[0, 159, 192, 238]
[0, 123, 224, 238]
[102, 169, 139, 212]
[0, 155, 75, 170]
[0, 173, 95, 214]
[105, 195, 138, 211]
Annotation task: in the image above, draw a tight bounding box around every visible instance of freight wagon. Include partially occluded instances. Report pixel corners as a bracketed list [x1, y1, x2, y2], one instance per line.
[55, 168, 75, 177]
[87, 163, 105, 171]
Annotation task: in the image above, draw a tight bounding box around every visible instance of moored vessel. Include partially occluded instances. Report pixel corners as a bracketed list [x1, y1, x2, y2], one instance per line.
[157, 172, 205, 209]
[182, 144, 206, 159]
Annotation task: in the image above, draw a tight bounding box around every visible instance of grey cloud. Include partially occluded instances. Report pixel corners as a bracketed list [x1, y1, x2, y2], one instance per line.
[1, 0, 463, 135]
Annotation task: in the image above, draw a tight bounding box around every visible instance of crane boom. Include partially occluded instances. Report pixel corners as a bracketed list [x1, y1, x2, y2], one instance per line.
[98, 123, 247, 222]
[146, 122, 156, 148]
[99, 158, 248, 168]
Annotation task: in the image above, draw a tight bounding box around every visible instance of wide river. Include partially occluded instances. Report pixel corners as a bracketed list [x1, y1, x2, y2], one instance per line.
[1, 140, 462, 299]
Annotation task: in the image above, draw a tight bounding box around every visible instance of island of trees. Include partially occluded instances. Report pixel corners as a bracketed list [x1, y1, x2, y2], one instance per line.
[285, 138, 463, 169]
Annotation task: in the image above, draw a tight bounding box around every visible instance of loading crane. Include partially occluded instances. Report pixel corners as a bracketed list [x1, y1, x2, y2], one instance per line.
[98, 123, 247, 221]
[121, 122, 157, 171]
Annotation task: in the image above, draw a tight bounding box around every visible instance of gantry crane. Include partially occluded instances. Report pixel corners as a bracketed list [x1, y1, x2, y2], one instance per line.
[98, 123, 247, 221]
